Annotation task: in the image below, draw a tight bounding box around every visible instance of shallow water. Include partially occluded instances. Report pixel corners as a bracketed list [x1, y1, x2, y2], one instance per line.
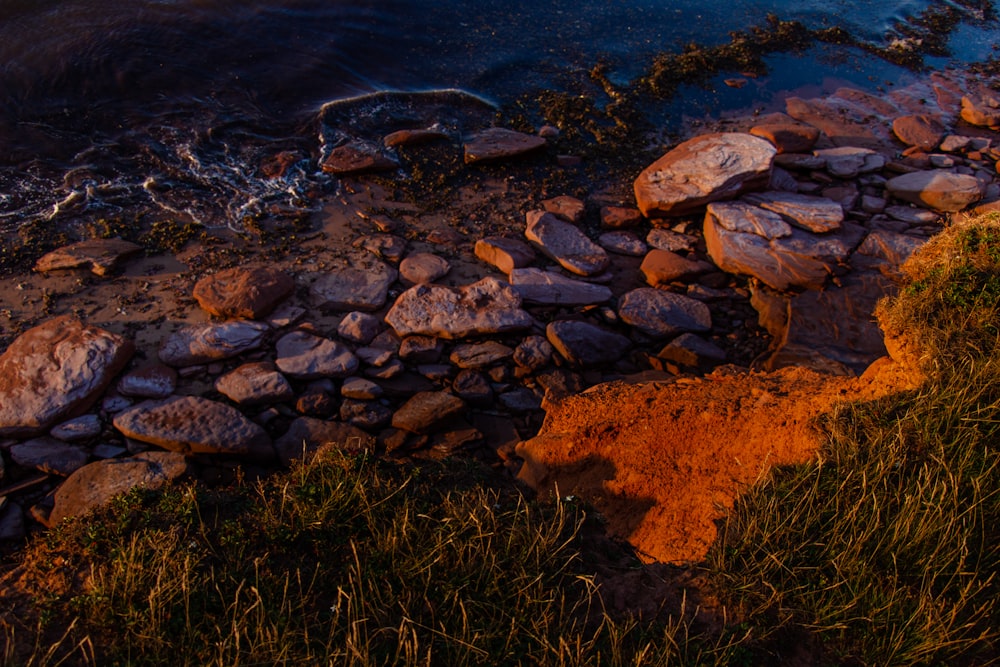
[0, 0, 996, 234]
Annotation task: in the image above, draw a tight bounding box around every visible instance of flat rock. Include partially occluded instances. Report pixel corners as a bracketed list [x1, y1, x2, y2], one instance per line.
[321, 140, 398, 174]
[618, 288, 712, 337]
[634, 133, 775, 217]
[309, 252, 397, 312]
[474, 237, 536, 274]
[383, 128, 449, 148]
[892, 115, 946, 151]
[450, 341, 514, 368]
[509, 268, 612, 305]
[275, 331, 359, 379]
[748, 121, 820, 154]
[524, 210, 609, 276]
[0, 317, 134, 438]
[885, 205, 941, 224]
[385, 277, 533, 339]
[192, 266, 294, 319]
[215, 362, 294, 405]
[399, 252, 451, 285]
[340, 377, 383, 400]
[33, 238, 142, 276]
[10, 437, 89, 476]
[391, 391, 465, 433]
[159, 321, 269, 367]
[113, 396, 273, 460]
[118, 363, 178, 399]
[705, 201, 791, 239]
[885, 170, 984, 212]
[463, 128, 546, 164]
[45, 451, 190, 527]
[49, 414, 103, 442]
[742, 192, 844, 233]
[813, 146, 887, 178]
[598, 231, 647, 256]
[546, 320, 631, 367]
[647, 229, 697, 252]
[274, 416, 375, 465]
[785, 95, 888, 148]
[542, 195, 585, 223]
[640, 249, 711, 286]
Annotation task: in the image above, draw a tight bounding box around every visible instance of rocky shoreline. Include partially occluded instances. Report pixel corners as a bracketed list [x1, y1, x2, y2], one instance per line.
[1, 66, 999, 558]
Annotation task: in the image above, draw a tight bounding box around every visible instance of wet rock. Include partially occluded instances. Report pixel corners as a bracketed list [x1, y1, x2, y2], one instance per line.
[10, 437, 89, 476]
[192, 266, 294, 319]
[814, 146, 887, 178]
[114, 396, 273, 460]
[274, 417, 375, 465]
[337, 311, 382, 345]
[399, 252, 451, 285]
[542, 195, 585, 223]
[646, 229, 697, 252]
[275, 331, 359, 379]
[600, 206, 643, 228]
[892, 115, 946, 151]
[341, 377, 383, 400]
[618, 288, 712, 338]
[118, 363, 178, 399]
[524, 210, 609, 276]
[392, 391, 465, 433]
[0, 317, 134, 438]
[310, 252, 397, 312]
[546, 320, 631, 367]
[45, 451, 190, 527]
[785, 95, 888, 148]
[513, 335, 554, 372]
[385, 277, 533, 340]
[749, 120, 820, 154]
[634, 132, 775, 217]
[960, 94, 1000, 128]
[509, 267, 612, 305]
[450, 341, 514, 368]
[49, 414, 103, 442]
[885, 170, 985, 212]
[340, 400, 393, 431]
[215, 362, 294, 405]
[33, 238, 142, 276]
[640, 249, 711, 286]
[463, 128, 546, 164]
[321, 140, 398, 174]
[742, 192, 844, 233]
[159, 321, 268, 367]
[474, 236, 536, 274]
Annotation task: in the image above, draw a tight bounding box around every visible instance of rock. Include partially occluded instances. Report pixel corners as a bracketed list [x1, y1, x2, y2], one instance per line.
[618, 288, 712, 338]
[748, 121, 820, 154]
[0, 503, 24, 541]
[385, 277, 533, 339]
[399, 253, 451, 285]
[856, 230, 927, 277]
[192, 266, 294, 319]
[513, 336, 553, 372]
[392, 391, 466, 433]
[774, 153, 827, 171]
[813, 146, 887, 178]
[509, 268, 612, 305]
[33, 238, 142, 276]
[383, 128, 449, 148]
[769, 166, 801, 193]
[600, 206, 643, 228]
[275, 331, 359, 380]
[657, 333, 727, 368]
[453, 369, 493, 405]
[785, 95, 888, 148]
[885, 170, 985, 212]
[159, 321, 269, 367]
[474, 237, 536, 274]
[892, 115, 946, 151]
[10, 437, 89, 476]
[0, 317, 134, 438]
[463, 128, 546, 164]
[355, 234, 408, 264]
[114, 396, 273, 460]
[960, 94, 1000, 128]
[742, 192, 844, 233]
[499, 387, 543, 412]
[640, 249, 711, 286]
[118, 363, 178, 399]
[340, 400, 393, 430]
[450, 341, 514, 368]
[45, 451, 190, 527]
[705, 201, 791, 239]
[546, 320, 631, 367]
[399, 336, 445, 363]
[337, 311, 382, 345]
[295, 388, 338, 418]
[542, 195, 586, 223]
[273, 417, 375, 465]
[885, 205, 941, 225]
[341, 377, 383, 400]
[320, 140, 398, 174]
[598, 231, 647, 256]
[215, 362, 294, 405]
[634, 133, 775, 218]
[524, 210, 609, 276]
[49, 414, 103, 442]
[646, 229, 697, 253]
[309, 252, 397, 312]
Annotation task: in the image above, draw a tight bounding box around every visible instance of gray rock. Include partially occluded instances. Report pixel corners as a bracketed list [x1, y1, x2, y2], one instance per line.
[598, 231, 647, 256]
[355, 234, 408, 264]
[452, 369, 493, 405]
[546, 321, 631, 367]
[0, 317, 134, 438]
[391, 391, 465, 434]
[118, 363, 178, 398]
[742, 192, 844, 233]
[309, 252, 397, 312]
[463, 128, 546, 164]
[657, 333, 727, 368]
[814, 146, 886, 178]
[10, 437, 89, 476]
[385, 277, 533, 340]
[524, 210, 609, 276]
[450, 341, 514, 368]
[856, 231, 927, 277]
[114, 396, 273, 461]
[513, 335, 553, 372]
[215, 362, 294, 405]
[509, 268, 613, 305]
[618, 288, 712, 338]
[159, 321, 269, 367]
[273, 417, 375, 466]
[399, 252, 451, 285]
[0, 502, 25, 541]
[885, 206, 941, 225]
[49, 414, 103, 442]
[275, 331, 359, 380]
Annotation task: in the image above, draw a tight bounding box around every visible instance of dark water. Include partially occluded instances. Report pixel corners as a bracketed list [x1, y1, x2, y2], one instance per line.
[0, 0, 997, 233]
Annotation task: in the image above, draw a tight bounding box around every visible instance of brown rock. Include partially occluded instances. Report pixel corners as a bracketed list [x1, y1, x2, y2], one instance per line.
[524, 210, 609, 276]
[891, 115, 946, 151]
[474, 237, 536, 274]
[742, 192, 844, 233]
[392, 391, 465, 433]
[885, 170, 984, 212]
[600, 206, 643, 228]
[192, 266, 294, 319]
[321, 141, 398, 174]
[309, 251, 397, 312]
[399, 252, 451, 285]
[749, 122, 820, 154]
[785, 95, 888, 148]
[0, 317, 133, 438]
[10, 438, 89, 476]
[158, 321, 269, 367]
[463, 128, 546, 164]
[546, 320, 631, 367]
[542, 195, 585, 223]
[960, 94, 1000, 128]
[385, 278, 533, 339]
[634, 133, 775, 218]
[33, 238, 142, 276]
[618, 288, 712, 338]
[640, 249, 710, 286]
[215, 362, 294, 406]
[117, 363, 178, 399]
[383, 128, 449, 148]
[508, 268, 612, 305]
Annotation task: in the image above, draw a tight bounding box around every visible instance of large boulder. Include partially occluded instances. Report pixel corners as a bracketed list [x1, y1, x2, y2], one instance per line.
[633, 133, 775, 218]
[0, 317, 133, 438]
[385, 277, 533, 339]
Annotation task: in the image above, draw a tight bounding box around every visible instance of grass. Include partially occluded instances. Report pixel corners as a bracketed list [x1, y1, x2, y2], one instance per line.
[5, 215, 1000, 665]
